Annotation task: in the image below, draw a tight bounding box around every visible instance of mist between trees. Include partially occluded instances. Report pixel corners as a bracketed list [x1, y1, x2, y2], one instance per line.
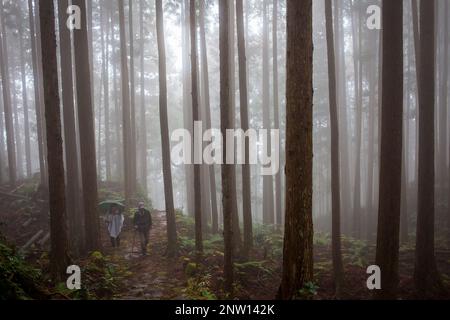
[0, 0, 449, 300]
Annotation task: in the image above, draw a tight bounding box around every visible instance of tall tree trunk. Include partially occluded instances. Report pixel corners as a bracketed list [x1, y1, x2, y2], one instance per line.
[0, 88, 5, 182]
[59, 0, 84, 255]
[0, 0, 16, 186]
[73, 0, 101, 253]
[156, 0, 178, 257]
[199, 0, 218, 234]
[273, 0, 282, 228]
[335, 0, 352, 235]
[190, 0, 203, 253]
[278, 0, 313, 300]
[220, 0, 234, 294]
[129, 0, 137, 195]
[103, 1, 112, 181]
[182, 0, 194, 217]
[39, 0, 70, 282]
[375, 0, 403, 300]
[351, 0, 363, 238]
[438, 0, 448, 228]
[19, 25, 32, 178]
[325, 0, 343, 298]
[119, 0, 133, 205]
[262, 0, 274, 225]
[414, 0, 443, 296]
[229, 0, 242, 249]
[139, 0, 147, 194]
[27, 0, 46, 186]
[236, 0, 252, 257]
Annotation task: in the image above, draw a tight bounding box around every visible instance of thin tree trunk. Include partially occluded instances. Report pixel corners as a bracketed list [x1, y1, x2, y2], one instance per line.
[39, 0, 70, 282]
[190, 0, 203, 253]
[73, 0, 101, 253]
[236, 0, 252, 257]
[129, 0, 137, 196]
[278, 0, 314, 300]
[262, 0, 274, 225]
[119, 0, 133, 205]
[220, 0, 234, 294]
[0, 0, 16, 186]
[103, 1, 112, 181]
[273, 0, 282, 228]
[325, 0, 343, 298]
[139, 0, 147, 194]
[156, 0, 178, 257]
[19, 24, 32, 178]
[199, 0, 218, 234]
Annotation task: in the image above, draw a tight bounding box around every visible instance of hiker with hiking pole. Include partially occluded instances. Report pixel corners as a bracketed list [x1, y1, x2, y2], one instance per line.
[133, 202, 152, 256]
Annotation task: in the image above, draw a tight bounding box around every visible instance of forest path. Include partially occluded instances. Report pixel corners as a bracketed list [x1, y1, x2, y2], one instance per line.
[103, 211, 189, 300]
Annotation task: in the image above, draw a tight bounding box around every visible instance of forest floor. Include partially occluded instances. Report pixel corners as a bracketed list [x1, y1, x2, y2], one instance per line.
[1, 180, 450, 300]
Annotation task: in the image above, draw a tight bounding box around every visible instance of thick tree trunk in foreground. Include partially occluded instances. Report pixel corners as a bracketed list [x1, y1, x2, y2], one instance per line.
[156, 0, 178, 257]
[73, 0, 101, 253]
[278, 0, 313, 300]
[39, 0, 70, 281]
[414, 0, 443, 296]
[139, 0, 147, 194]
[325, 0, 343, 298]
[375, 0, 403, 300]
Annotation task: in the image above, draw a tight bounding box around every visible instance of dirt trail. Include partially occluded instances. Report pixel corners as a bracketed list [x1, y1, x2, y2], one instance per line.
[103, 211, 188, 300]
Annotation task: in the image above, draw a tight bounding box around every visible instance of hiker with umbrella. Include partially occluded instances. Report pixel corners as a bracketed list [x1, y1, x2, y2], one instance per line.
[100, 201, 125, 248]
[133, 202, 152, 256]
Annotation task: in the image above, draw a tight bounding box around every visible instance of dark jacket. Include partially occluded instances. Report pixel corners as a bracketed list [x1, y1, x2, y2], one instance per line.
[134, 209, 152, 232]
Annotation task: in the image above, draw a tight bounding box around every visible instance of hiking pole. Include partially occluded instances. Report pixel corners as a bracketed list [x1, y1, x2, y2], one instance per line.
[131, 228, 137, 255]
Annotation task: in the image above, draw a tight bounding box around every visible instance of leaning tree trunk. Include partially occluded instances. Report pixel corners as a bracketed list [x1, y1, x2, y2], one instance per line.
[155, 0, 178, 257]
[278, 0, 314, 300]
[375, 0, 403, 300]
[414, 0, 443, 296]
[39, 0, 70, 282]
[325, 0, 344, 298]
[73, 0, 101, 253]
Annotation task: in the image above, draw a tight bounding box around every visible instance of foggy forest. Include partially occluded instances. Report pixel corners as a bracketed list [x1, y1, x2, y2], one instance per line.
[0, 0, 449, 301]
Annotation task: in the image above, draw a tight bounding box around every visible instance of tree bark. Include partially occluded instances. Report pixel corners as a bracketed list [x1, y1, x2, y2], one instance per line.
[59, 0, 84, 255]
[325, 0, 343, 298]
[262, 0, 274, 225]
[220, 0, 234, 294]
[73, 0, 101, 253]
[236, 0, 253, 257]
[278, 0, 314, 300]
[39, 0, 70, 282]
[375, 0, 403, 300]
[414, 0, 443, 296]
[156, 0, 178, 257]
[0, 0, 16, 186]
[139, 0, 147, 194]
